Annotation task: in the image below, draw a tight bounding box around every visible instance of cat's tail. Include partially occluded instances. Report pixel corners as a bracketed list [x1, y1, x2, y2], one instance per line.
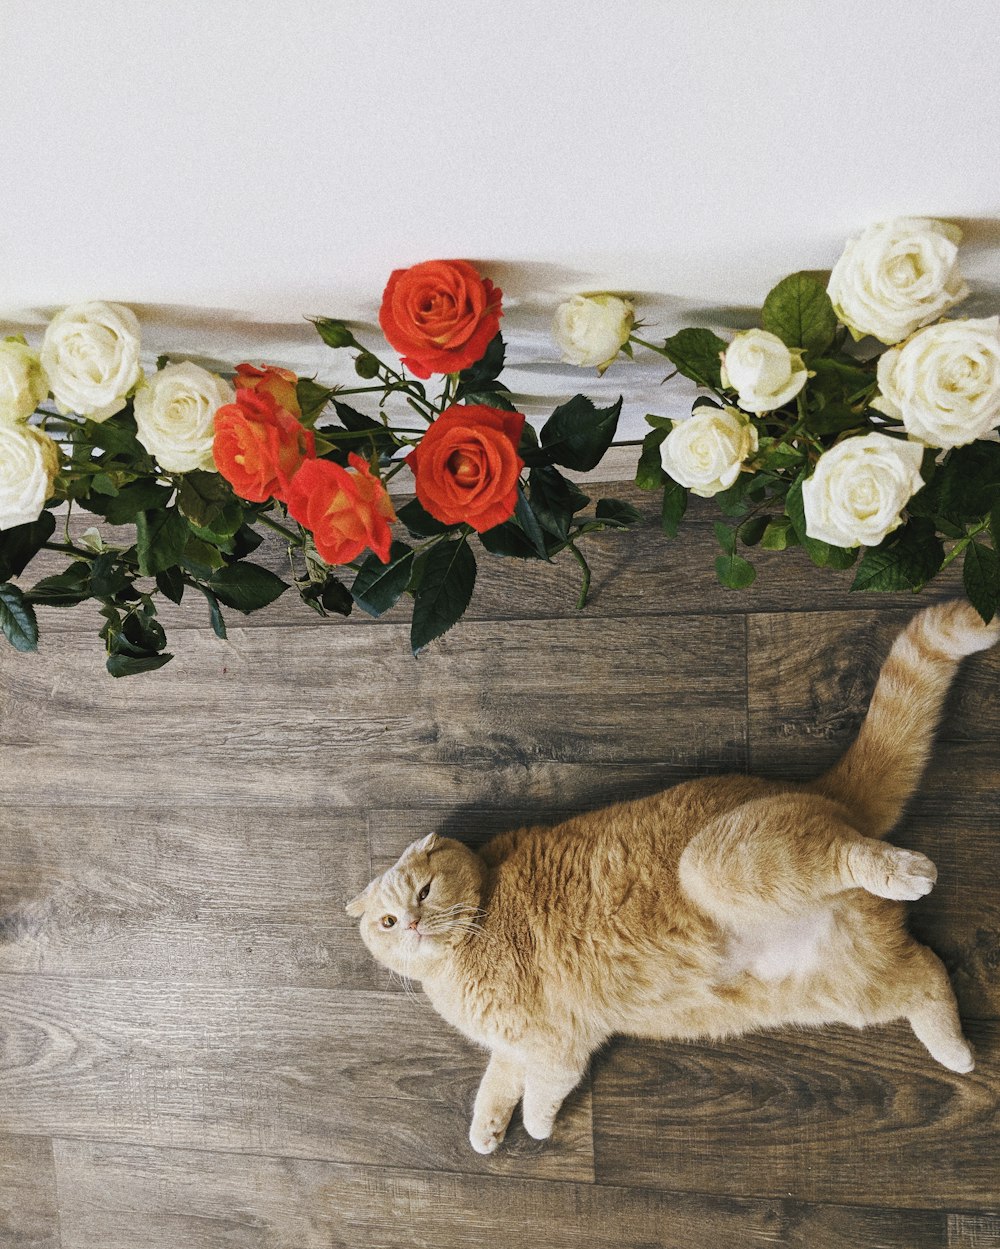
[808, 600, 999, 838]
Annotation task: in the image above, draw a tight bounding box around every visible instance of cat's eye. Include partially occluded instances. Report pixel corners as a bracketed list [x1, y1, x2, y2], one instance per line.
[380, 914, 397, 929]
[417, 882, 431, 902]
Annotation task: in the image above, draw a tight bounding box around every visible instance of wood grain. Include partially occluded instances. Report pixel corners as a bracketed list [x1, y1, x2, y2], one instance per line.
[51, 1139, 953, 1249]
[0, 1133, 60, 1249]
[0, 976, 592, 1183]
[592, 1020, 1000, 1208]
[949, 1214, 1000, 1248]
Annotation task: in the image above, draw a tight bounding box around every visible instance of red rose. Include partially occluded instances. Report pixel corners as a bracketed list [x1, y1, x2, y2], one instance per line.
[378, 259, 502, 379]
[233, 363, 302, 417]
[285, 453, 396, 565]
[213, 389, 315, 503]
[406, 404, 525, 533]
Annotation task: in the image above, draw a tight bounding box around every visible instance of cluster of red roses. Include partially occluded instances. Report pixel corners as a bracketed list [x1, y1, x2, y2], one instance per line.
[212, 259, 524, 566]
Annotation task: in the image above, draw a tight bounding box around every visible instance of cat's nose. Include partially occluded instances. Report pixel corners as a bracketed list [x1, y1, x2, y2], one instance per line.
[407, 919, 420, 931]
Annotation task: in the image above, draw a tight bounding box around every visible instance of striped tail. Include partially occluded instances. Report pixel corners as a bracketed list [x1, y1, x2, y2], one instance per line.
[808, 601, 999, 838]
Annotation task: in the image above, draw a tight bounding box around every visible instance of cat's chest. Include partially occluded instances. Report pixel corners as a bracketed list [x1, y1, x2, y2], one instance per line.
[721, 908, 835, 982]
[422, 976, 522, 1049]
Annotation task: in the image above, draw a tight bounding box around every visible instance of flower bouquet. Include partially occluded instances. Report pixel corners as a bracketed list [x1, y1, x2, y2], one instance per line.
[621, 219, 1000, 617]
[0, 261, 637, 676]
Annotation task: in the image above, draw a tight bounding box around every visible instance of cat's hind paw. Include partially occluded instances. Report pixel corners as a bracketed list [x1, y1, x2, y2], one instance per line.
[850, 844, 937, 901]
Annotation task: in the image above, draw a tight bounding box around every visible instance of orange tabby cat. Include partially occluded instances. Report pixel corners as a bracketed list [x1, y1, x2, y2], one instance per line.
[347, 601, 997, 1154]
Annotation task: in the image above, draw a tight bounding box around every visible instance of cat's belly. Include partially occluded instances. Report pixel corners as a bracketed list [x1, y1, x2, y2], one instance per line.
[721, 909, 834, 982]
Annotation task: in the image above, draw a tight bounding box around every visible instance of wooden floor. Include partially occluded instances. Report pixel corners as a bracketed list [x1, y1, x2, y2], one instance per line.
[1, 481, 998, 1249]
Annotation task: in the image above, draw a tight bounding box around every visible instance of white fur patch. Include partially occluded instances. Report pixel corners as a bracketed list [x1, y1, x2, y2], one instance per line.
[724, 909, 834, 982]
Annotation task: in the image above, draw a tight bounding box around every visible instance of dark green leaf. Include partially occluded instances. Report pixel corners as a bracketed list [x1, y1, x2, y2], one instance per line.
[198, 587, 227, 638]
[738, 514, 771, 546]
[515, 485, 552, 558]
[908, 441, 1000, 525]
[136, 508, 190, 577]
[155, 567, 185, 605]
[207, 562, 288, 612]
[181, 534, 226, 577]
[761, 271, 838, 355]
[0, 512, 56, 581]
[177, 472, 239, 531]
[760, 516, 796, 550]
[88, 415, 146, 460]
[91, 472, 119, 497]
[536, 395, 622, 472]
[26, 562, 93, 607]
[852, 520, 944, 592]
[396, 498, 453, 538]
[644, 413, 676, 429]
[458, 388, 517, 410]
[232, 523, 265, 559]
[595, 498, 642, 527]
[963, 540, 1000, 623]
[120, 606, 166, 654]
[529, 467, 589, 541]
[351, 541, 414, 618]
[661, 479, 688, 539]
[106, 652, 173, 677]
[94, 480, 172, 525]
[479, 522, 540, 559]
[636, 427, 669, 491]
[328, 400, 396, 457]
[806, 403, 865, 436]
[659, 328, 728, 390]
[714, 553, 757, 589]
[456, 333, 505, 390]
[809, 356, 874, 401]
[410, 539, 477, 654]
[0, 582, 38, 652]
[89, 552, 129, 598]
[714, 521, 737, 555]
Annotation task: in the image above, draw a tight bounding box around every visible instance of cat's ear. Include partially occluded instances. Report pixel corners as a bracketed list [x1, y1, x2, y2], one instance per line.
[345, 880, 375, 918]
[419, 832, 439, 855]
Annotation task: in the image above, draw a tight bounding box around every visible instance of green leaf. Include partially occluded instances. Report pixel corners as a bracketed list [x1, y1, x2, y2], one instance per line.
[456, 333, 505, 390]
[714, 553, 757, 589]
[90, 472, 119, 497]
[94, 480, 172, 526]
[761, 271, 837, 356]
[410, 539, 477, 654]
[177, 472, 239, 531]
[514, 485, 552, 559]
[661, 479, 688, 539]
[852, 520, 944, 592]
[207, 563, 288, 613]
[909, 441, 1000, 526]
[659, 328, 728, 390]
[536, 395, 622, 472]
[963, 540, 1000, 623]
[181, 534, 226, 577]
[760, 515, 796, 550]
[136, 508, 190, 577]
[311, 318, 358, 349]
[809, 356, 874, 401]
[529, 467, 589, 541]
[714, 521, 737, 555]
[297, 377, 334, 423]
[198, 587, 227, 638]
[595, 498, 642, 527]
[0, 512, 56, 581]
[351, 541, 415, 618]
[155, 567, 185, 605]
[478, 522, 540, 559]
[89, 552, 129, 598]
[88, 415, 146, 461]
[636, 427, 669, 491]
[644, 414, 676, 430]
[26, 562, 93, 607]
[106, 653, 173, 678]
[327, 400, 396, 459]
[458, 388, 517, 411]
[738, 514, 771, 546]
[396, 498, 454, 538]
[805, 403, 866, 436]
[0, 582, 38, 651]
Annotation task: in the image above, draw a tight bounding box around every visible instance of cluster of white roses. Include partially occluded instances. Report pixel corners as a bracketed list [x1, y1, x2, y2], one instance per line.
[0, 301, 236, 532]
[551, 218, 999, 553]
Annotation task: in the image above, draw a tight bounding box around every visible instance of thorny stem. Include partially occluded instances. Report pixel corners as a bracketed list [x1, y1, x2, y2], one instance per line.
[256, 511, 304, 544]
[939, 520, 990, 572]
[565, 540, 592, 610]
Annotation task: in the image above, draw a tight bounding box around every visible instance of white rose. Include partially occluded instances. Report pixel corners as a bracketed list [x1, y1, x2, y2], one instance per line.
[133, 361, 235, 474]
[720, 329, 808, 414]
[872, 317, 1000, 450]
[0, 424, 60, 530]
[659, 401, 759, 498]
[802, 432, 924, 548]
[0, 339, 48, 426]
[552, 294, 634, 372]
[827, 218, 968, 346]
[40, 301, 142, 422]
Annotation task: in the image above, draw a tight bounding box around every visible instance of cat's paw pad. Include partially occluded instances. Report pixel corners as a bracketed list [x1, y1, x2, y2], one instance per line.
[858, 847, 937, 900]
[469, 1117, 507, 1155]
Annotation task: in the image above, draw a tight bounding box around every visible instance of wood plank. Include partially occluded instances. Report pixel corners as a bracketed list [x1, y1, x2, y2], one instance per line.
[0, 806, 378, 990]
[0, 614, 747, 809]
[592, 1020, 1000, 1208]
[0, 1133, 60, 1249]
[0, 976, 592, 1183]
[949, 1214, 1000, 1247]
[52, 1139, 952, 1249]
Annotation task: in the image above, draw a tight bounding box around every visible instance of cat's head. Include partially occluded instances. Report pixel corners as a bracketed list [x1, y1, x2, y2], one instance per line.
[346, 832, 485, 980]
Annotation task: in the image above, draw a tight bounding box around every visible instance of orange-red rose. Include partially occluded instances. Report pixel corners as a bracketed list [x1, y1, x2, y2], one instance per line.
[379, 260, 502, 379]
[233, 362, 301, 416]
[285, 453, 396, 565]
[406, 404, 525, 533]
[213, 389, 315, 503]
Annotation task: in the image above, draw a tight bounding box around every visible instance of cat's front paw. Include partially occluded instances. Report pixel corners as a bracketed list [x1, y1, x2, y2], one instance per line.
[469, 1114, 509, 1155]
[521, 1106, 556, 1141]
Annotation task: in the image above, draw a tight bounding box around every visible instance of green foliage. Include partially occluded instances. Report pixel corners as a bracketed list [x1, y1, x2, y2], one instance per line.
[478, 521, 540, 559]
[761, 271, 838, 356]
[635, 427, 668, 491]
[351, 542, 415, 617]
[136, 508, 190, 577]
[297, 378, 334, 423]
[27, 562, 94, 607]
[93, 481, 172, 525]
[207, 563, 288, 613]
[0, 583, 38, 652]
[396, 497, 454, 538]
[456, 333, 506, 396]
[658, 328, 728, 390]
[177, 473, 242, 537]
[852, 519, 944, 593]
[595, 498, 642, 526]
[962, 540, 1000, 623]
[410, 538, 477, 654]
[528, 467, 590, 541]
[0, 513, 56, 581]
[514, 484, 553, 559]
[661, 479, 688, 538]
[533, 395, 622, 472]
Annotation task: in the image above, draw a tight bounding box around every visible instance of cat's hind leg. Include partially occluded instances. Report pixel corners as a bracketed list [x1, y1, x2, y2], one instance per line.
[469, 1051, 524, 1154]
[898, 942, 975, 1074]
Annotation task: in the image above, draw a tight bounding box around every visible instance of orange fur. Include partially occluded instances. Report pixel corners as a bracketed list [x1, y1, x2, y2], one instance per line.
[347, 602, 999, 1153]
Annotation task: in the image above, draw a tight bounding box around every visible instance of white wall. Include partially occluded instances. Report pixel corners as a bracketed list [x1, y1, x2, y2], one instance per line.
[2, 0, 998, 436]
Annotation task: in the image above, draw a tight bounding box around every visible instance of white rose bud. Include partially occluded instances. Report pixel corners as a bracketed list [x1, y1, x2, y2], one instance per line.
[0, 339, 49, 426]
[552, 294, 634, 372]
[40, 301, 142, 422]
[659, 401, 759, 498]
[133, 361, 235, 474]
[0, 424, 60, 531]
[802, 432, 924, 548]
[872, 317, 1000, 450]
[720, 329, 808, 414]
[827, 218, 968, 346]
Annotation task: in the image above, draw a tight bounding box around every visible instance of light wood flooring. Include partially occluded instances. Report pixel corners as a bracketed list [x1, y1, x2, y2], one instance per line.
[1, 482, 998, 1248]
